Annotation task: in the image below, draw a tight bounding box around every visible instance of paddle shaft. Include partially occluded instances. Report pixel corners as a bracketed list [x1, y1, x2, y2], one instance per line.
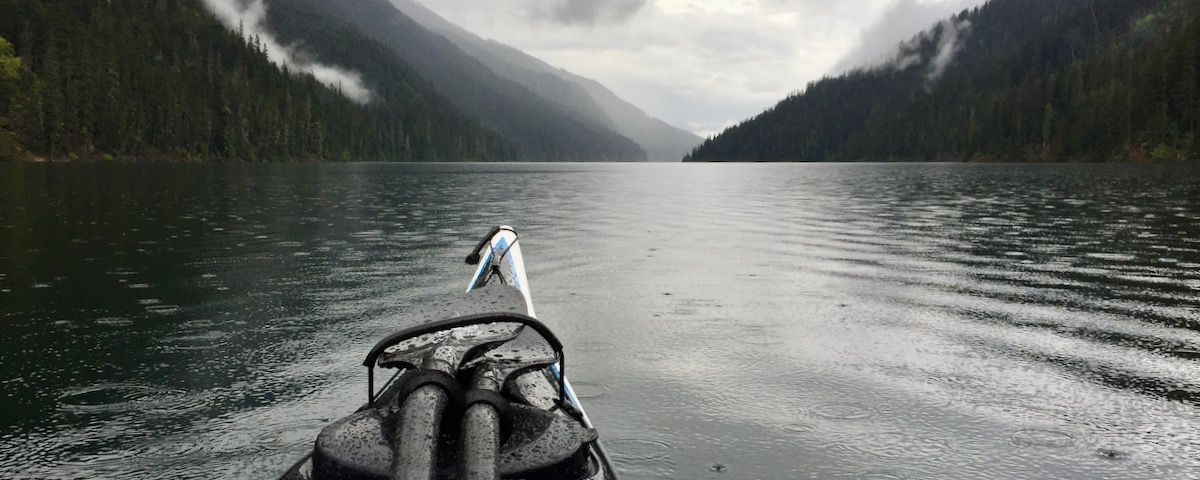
[459, 405, 501, 480]
[458, 371, 504, 480]
[392, 385, 449, 480]
[392, 350, 459, 480]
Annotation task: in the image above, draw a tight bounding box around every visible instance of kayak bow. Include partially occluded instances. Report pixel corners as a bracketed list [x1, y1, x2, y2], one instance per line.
[279, 226, 618, 480]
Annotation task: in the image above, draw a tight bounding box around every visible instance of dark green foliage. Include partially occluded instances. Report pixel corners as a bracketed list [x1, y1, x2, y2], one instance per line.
[686, 0, 1200, 163]
[0, 35, 23, 158]
[0, 0, 515, 161]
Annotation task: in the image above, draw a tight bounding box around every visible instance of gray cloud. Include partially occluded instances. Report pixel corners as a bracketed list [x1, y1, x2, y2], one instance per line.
[200, 0, 373, 104]
[529, 0, 650, 26]
[830, 0, 984, 75]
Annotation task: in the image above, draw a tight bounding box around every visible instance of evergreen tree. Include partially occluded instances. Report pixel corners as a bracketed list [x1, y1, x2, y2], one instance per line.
[0, 0, 516, 161]
[0, 35, 23, 158]
[687, 0, 1198, 163]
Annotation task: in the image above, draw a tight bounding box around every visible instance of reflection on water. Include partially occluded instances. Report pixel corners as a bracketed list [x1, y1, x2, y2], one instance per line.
[1, 162, 1198, 479]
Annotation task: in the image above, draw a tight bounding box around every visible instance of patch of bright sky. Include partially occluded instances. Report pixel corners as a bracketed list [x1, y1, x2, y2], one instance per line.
[417, 0, 986, 137]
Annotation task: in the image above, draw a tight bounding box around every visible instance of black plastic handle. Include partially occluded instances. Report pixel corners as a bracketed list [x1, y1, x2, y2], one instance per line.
[364, 312, 567, 406]
[465, 226, 515, 265]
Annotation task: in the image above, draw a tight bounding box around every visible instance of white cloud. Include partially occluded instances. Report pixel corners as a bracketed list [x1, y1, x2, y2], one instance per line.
[201, 0, 373, 104]
[411, 0, 988, 135]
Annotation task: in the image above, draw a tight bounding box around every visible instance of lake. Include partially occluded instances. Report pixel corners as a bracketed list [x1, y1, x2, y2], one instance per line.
[1, 162, 1199, 479]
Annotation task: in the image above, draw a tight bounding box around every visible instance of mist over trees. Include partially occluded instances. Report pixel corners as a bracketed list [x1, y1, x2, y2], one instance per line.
[0, 0, 515, 161]
[686, 0, 1200, 163]
[277, 0, 651, 161]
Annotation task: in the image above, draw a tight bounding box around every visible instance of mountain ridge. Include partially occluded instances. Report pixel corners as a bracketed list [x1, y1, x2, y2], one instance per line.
[277, 0, 650, 161]
[1, 0, 692, 162]
[387, 0, 702, 161]
[686, 0, 1199, 163]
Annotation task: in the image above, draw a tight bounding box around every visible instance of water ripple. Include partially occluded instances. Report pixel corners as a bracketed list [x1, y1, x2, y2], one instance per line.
[608, 438, 673, 463]
[1010, 428, 1078, 448]
[58, 383, 207, 416]
[807, 403, 878, 421]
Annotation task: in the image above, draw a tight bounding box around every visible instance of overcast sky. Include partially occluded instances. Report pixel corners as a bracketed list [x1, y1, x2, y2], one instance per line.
[415, 0, 989, 137]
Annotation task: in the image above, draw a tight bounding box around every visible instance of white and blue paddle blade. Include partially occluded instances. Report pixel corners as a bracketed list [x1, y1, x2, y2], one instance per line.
[466, 226, 535, 317]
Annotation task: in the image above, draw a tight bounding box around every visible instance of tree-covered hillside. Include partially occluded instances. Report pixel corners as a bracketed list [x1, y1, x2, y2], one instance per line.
[0, 0, 515, 161]
[278, 0, 649, 162]
[686, 0, 1199, 163]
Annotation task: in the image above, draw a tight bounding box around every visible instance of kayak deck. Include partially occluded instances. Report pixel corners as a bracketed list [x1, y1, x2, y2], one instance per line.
[278, 227, 617, 480]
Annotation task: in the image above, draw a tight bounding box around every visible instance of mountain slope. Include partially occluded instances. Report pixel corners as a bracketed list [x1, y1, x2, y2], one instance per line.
[388, 0, 702, 161]
[686, 0, 1199, 163]
[276, 0, 647, 161]
[0, 0, 514, 161]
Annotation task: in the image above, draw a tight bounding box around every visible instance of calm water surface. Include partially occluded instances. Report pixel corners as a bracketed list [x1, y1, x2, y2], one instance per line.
[1, 162, 1199, 479]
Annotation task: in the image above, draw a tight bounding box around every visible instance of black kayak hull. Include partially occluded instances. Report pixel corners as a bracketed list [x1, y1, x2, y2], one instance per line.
[277, 227, 618, 480]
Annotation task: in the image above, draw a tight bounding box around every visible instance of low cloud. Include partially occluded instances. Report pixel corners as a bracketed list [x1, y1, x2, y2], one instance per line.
[528, 0, 650, 26]
[924, 17, 970, 82]
[831, 0, 984, 75]
[877, 16, 972, 85]
[200, 0, 373, 104]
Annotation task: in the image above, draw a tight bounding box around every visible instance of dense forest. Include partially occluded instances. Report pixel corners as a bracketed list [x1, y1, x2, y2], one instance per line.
[686, 0, 1200, 163]
[0, 0, 515, 162]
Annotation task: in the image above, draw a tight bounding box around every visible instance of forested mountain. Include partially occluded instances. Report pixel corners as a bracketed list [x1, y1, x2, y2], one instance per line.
[276, 0, 649, 162]
[388, 0, 702, 161]
[686, 0, 1200, 163]
[0, 0, 515, 161]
